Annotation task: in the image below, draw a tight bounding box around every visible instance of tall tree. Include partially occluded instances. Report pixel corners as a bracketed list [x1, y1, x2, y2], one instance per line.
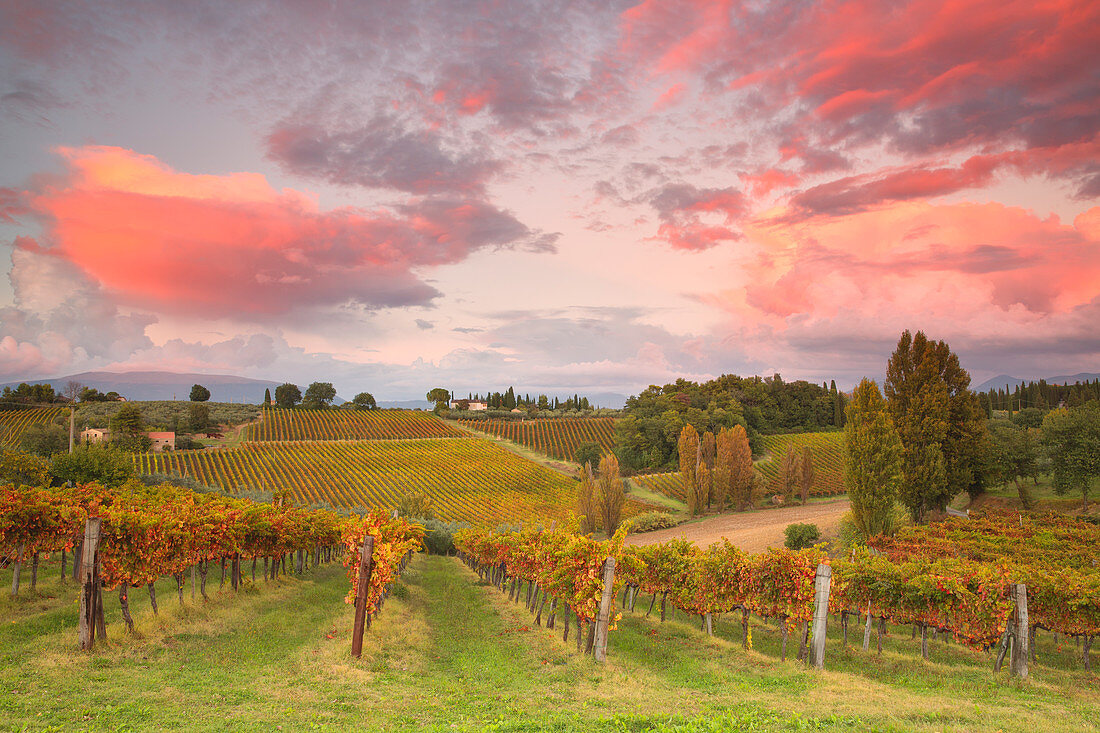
[799, 446, 815, 505]
[678, 425, 701, 514]
[713, 428, 734, 510]
[844, 378, 903, 541]
[700, 431, 716, 508]
[885, 330, 987, 522]
[1042, 401, 1100, 511]
[596, 454, 625, 536]
[577, 462, 599, 535]
[729, 424, 754, 510]
[275, 383, 302, 409]
[264, 388, 272, 405]
[779, 446, 800, 504]
[189, 384, 211, 402]
[303, 382, 337, 408]
[352, 392, 377, 410]
[426, 387, 450, 411]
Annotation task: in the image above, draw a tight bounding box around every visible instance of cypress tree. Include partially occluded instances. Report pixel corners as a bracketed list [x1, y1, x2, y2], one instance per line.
[885, 330, 986, 522]
[845, 378, 902, 540]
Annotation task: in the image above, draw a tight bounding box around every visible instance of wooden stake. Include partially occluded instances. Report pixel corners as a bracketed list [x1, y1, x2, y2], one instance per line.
[593, 557, 616, 662]
[119, 584, 134, 632]
[78, 518, 102, 650]
[9, 543, 22, 597]
[808, 564, 831, 669]
[1010, 583, 1028, 679]
[862, 605, 872, 652]
[351, 535, 375, 659]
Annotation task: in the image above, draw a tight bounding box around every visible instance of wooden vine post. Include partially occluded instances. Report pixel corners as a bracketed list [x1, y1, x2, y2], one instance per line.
[807, 563, 831, 669]
[350, 535, 375, 659]
[593, 556, 616, 663]
[1010, 583, 1028, 679]
[78, 517, 103, 651]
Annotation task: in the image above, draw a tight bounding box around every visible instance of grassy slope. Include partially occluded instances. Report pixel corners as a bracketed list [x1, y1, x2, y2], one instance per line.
[3, 557, 1097, 732]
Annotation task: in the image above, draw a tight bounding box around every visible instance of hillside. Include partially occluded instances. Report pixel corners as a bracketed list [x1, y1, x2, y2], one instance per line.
[137, 436, 579, 526]
[0, 406, 66, 448]
[456, 416, 617, 462]
[755, 431, 846, 497]
[245, 406, 462, 441]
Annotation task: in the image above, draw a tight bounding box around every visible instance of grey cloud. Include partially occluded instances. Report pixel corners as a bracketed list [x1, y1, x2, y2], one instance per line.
[266, 117, 502, 195]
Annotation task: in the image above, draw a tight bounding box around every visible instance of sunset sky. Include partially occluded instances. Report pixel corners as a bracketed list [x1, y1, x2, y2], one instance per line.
[1, 0, 1097, 400]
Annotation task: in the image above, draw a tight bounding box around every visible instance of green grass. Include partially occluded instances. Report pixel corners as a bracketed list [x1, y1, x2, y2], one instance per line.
[951, 474, 1100, 516]
[2, 556, 1098, 732]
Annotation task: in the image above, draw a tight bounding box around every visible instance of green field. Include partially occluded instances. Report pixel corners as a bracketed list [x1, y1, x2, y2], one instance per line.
[3, 555, 1096, 732]
[137, 437, 579, 526]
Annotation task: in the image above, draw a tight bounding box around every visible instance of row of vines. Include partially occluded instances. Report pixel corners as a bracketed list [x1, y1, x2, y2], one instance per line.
[136, 438, 579, 526]
[0, 407, 65, 448]
[755, 432, 846, 497]
[457, 417, 617, 461]
[245, 407, 463, 442]
[457, 511, 1098, 670]
[1, 481, 422, 645]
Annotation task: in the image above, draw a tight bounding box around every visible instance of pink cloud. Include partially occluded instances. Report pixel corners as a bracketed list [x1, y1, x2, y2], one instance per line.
[648, 183, 748, 250]
[740, 201, 1100, 323]
[18, 146, 546, 319]
[611, 0, 1100, 166]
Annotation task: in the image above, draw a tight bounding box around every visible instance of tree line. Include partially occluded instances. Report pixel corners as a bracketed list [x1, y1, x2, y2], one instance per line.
[613, 375, 846, 472]
[845, 331, 1100, 542]
[268, 382, 376, 411]
[979, 377, 1100, 415]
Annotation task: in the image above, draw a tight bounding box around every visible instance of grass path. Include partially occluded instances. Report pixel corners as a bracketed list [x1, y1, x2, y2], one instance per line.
[2, 555, 1098, 732]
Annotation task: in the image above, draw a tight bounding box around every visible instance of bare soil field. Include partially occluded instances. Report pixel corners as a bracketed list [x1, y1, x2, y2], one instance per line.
[627, 498, 850, 553]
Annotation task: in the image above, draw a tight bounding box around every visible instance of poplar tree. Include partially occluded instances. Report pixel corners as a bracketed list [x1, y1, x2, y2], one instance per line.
[885, 330, 986, 522]
[845, 378, 902, 540]
[799, 446, 815, 504]
[779, 446, 800, 503]
[577, 462, 599, 535]
[678, 424, 700, 512]
[700, 431, 716, 507]
[729, 424, 754, 509]
[597, 454, 625, 535]
[714, 428, 734, 510]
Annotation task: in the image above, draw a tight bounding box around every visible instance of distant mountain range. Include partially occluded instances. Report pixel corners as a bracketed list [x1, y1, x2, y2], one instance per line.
[973, 372, 1100, 393]
[1, 371, 281, 403]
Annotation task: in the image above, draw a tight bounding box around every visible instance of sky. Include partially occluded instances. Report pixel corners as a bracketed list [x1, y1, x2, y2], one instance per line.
[0, 0, 1097, 401]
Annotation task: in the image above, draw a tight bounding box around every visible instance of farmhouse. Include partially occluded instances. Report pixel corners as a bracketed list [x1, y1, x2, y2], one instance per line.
[449, 400, 488, 411]
[79, 428, 177, 452]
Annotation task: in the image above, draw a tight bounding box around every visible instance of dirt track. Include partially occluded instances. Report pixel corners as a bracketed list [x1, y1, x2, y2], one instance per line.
[627, 498, 850, 553]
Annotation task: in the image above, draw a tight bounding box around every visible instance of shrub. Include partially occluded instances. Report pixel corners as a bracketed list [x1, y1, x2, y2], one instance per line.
[630, 511, 681, 533]
[395, 489, 434, 520]
[784, 522, 820, 550]
[575, 441, 602, 469]
[418, 518, 468, 555]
